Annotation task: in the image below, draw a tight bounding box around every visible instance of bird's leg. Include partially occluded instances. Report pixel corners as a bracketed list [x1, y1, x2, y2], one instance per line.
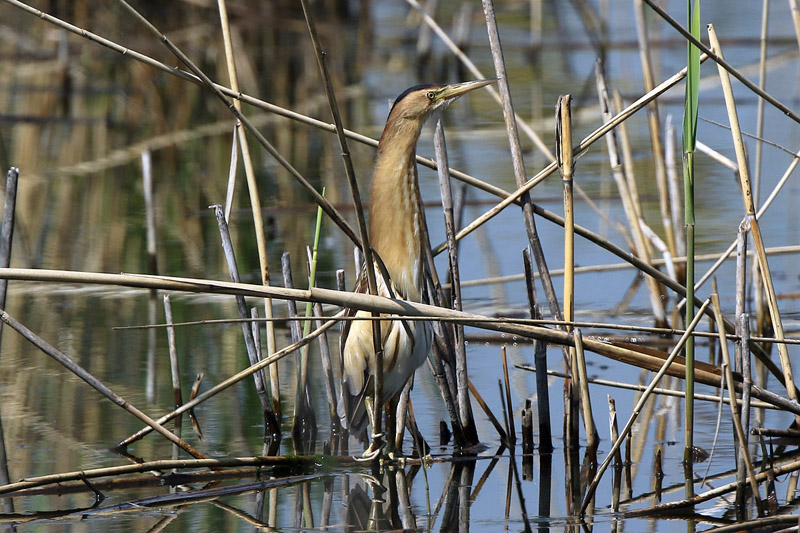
[384, 397, 398, 458]
[359, 396, 385, 460]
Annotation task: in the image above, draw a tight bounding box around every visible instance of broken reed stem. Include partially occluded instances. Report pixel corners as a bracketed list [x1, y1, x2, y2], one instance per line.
[467, 379, 507, 444]
[223, 125, 238, 222]
[117, 312, 342, 449]
[501, 346, 516, 444]
[434, 120, 476, 443]
[0, 309, 206, 459]
[595, 63, 666, 325]
[216, 0, 282, 429]
[282, 252, 314, 443]
[556, 94, 574, 330]
[664, 116, 686, 259]
[580, 297, 711, 514]
[212, 205, 274, 430]
[608, 395, 621, 465]
[711, 289, 764, 516]
[708, 24, 800, 419]
[523, 248, 553, 452]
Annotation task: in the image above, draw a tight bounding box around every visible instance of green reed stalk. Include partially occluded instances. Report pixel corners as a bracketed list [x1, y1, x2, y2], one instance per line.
[682, 0, 700, 498]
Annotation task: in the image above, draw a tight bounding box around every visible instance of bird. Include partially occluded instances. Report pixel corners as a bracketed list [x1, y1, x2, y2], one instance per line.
[339, 80, 493, 456]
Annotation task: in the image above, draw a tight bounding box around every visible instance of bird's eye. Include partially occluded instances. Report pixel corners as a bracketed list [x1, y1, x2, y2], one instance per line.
[426, 91, 436, 101]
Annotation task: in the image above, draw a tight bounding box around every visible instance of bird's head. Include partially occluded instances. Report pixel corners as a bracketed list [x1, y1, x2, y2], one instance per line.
[388, 79, 495, 123]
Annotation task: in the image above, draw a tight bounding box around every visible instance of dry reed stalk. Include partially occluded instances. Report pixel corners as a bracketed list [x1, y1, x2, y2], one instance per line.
[0, 456, 354, 497]
[0, 167, 17, 514]
[501, 346, 516, 444]
[573, 330, 598, 451]
[141, 150, 158, 276]
[580, 298, 712, 513]
[595, 64, 667, 325]
[516, 363, 776, 410]
[633, 0, 676, 257]
[164, 294, 183, 466]
[213, 205, 275, 432]
[217, 0, 282, 427]
[608, 396, 621, 466]
[467, 379, 507, 444]
[434, 120, 477, 444]
[406, 0, 553, 160]
[458, 244, 800, 289]
[711, 290, 764, 516]
[482, 0, 566, 361]
[299, 0, 387, 450]
[163, 294, 183, 425]
[522, 248, 552, 452]
[0, 168, 18, 354]
[223, 125, 238, 222]
[753, 0, 770, 206]
[0, 309, 206, 459]
[664, 116, 686, 260]
[708, 24, 800, 420]
[556, 94, 574, 329]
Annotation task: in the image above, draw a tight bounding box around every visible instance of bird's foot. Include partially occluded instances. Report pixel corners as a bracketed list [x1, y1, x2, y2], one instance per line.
[355, 431, 386, 462]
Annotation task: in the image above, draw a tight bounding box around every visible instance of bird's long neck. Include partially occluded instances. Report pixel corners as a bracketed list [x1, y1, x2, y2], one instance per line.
[368, 116, 426, 301]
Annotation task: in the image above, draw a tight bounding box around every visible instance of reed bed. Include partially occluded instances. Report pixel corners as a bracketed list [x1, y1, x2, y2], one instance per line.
[1, 0, 800, 530]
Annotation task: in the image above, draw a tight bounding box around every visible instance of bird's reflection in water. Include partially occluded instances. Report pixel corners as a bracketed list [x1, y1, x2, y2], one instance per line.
[342, 460, 477, 531]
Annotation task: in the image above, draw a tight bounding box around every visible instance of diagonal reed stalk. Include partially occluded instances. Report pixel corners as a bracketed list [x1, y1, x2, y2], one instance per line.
[682, 0, 700, 496]
[580, 298, 711, 514]
[217, 0, 281, 428]
[299, 0, 386, 451]
[707, 24, 800, 422]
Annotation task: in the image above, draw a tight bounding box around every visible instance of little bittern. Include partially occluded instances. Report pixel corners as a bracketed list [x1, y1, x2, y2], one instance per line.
[340, 80, 492, 451]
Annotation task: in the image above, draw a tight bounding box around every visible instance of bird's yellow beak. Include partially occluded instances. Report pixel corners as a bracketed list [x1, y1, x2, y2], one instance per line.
[438, 79, 495, 101]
